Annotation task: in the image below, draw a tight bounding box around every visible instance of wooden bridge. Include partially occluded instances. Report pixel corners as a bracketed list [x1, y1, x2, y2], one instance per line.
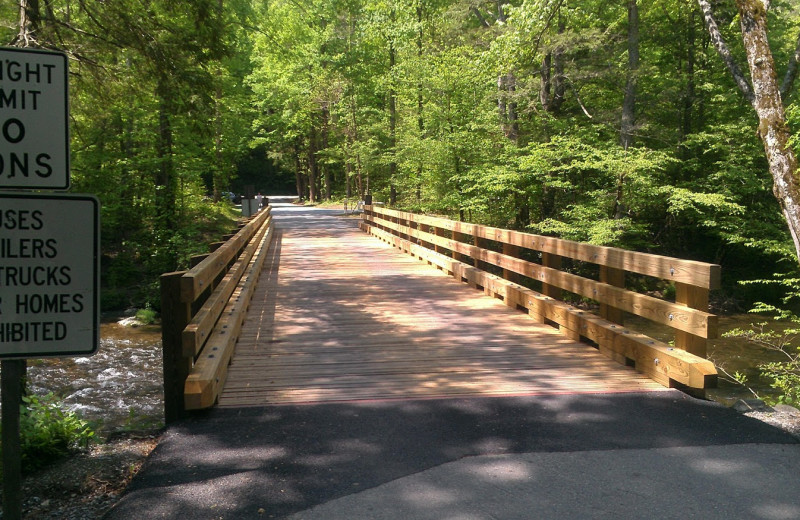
[161, 199, 719, 422]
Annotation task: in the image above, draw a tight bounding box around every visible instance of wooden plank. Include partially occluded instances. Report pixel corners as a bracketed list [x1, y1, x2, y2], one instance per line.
[674, 282, 710, 357]
[160, 271, 192, 424]
[184, 220, 275, 409]
[217, 206, 669, 407]
[365, 216, 717, 339]
[181, 215, 272, 358]
[363, 223, 717, 390]
[600, 265, 625, 325]
[180, 207, 271, 303]
[367, 205, 721, 289]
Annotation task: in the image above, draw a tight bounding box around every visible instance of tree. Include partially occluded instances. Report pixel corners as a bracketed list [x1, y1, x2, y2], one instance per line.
[698, 0, 800, 261]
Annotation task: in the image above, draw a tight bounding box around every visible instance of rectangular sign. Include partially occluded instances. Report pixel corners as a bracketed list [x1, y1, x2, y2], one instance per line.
[0, 47, 69, 190]
[0, 193, 99, 358]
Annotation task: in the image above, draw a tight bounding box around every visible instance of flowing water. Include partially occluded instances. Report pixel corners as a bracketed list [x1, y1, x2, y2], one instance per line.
[8, 313, 794, 436]
[23, 320, 164, 435]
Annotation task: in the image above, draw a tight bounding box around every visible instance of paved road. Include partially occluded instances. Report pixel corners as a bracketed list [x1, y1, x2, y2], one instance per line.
[106, 391, 799, 519]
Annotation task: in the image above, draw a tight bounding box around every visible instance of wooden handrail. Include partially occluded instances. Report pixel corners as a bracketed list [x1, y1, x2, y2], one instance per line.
[161, 207, 275, 422]
[361, 205, 719, 392]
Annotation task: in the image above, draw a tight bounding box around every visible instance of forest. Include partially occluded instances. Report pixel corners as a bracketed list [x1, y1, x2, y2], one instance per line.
[2, 0, 799, 314]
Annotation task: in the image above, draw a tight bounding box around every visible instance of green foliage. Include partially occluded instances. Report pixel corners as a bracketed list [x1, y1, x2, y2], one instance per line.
[2, 0, 798, 311]
[724, 270, 800, 404]
[135, 308, 158, 325]
[2, 393, 95, 477]
[724, 321, 800, 405]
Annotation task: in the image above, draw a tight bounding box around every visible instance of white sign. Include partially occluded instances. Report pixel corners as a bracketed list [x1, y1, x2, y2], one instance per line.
[0, 193, 99, 358]
[0, 47, 69, 190]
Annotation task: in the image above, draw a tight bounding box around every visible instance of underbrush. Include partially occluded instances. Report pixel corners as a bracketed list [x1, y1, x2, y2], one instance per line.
[1, 393, 95, 481]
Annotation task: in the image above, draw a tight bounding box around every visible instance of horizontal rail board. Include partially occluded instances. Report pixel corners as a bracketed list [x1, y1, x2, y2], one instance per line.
[366, 214, 717, 338]
[184, 221, 275, 410]
[362, 221, 717, 389]
[180, 207, 271, 303]
[368, 205, 721, 290]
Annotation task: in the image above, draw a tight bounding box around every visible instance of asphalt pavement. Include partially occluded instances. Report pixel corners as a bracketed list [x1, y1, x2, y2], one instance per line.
[104, 391, 800, 519]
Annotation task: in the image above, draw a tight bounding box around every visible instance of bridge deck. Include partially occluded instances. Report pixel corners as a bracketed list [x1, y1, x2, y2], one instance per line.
[218, 204, 665, 407]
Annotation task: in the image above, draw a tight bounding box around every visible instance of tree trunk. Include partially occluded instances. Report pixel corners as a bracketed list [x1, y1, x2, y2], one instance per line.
[389, 37, 398, 206]
[156, 86, 176, 231]
[416, 3, 424, 204]
[498, 73, 519, 142]
[321, 103, 332, 200]
[682, 10, 697, 142]
[540, 13, 566, 114]
[213, 78, 224, 202]
[620, 0, 639, 150]
[308, 128, 318, 203]
[736, 0, 800, 260]
[17, 0, 40, 46]
[294, 139, 304, 200]
[615, 0, 639, 220]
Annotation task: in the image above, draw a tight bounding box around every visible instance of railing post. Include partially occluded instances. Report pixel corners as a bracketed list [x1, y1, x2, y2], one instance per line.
[674, 282, 709, 357]
[541, 252, 562, 299]
[473, 234, 482, 269]
[451, 229, 461, 262]
[502, 242, 521, 284]
[161, 271, 192, 424]
[433, 226, 443, 255]
[600, 265, 625, 325]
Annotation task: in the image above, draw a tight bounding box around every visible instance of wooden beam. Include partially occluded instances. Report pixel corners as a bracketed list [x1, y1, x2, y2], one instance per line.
[160, 271, 192, 424]
[600, 265, 625, 325]
[369, 205, 720, 289]
[365, 214, 717, 338]
[674, 282, 712, 357]
[184, 220, 275, 410]
[361, 222, 718, 390]
[180, 207, 270, 303]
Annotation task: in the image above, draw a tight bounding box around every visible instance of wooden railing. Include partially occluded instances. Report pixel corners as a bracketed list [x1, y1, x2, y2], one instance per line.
[361, 205, 719, 391]
[161, 206, 274, 423]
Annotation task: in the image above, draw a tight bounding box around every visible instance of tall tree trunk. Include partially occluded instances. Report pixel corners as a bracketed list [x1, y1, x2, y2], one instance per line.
[699, 0, 800, 261]
[345, 159, 353, 198]
[615, 0, 639, 220]
[213, 76, 224, 202]
[321, 103, 332, 200]
[682, 9, 697, 142]
[499, 73, 519, 142]
[16, 0, 40, 46]
[156, 85, 176, 231]
[620, 0, 639, 150]
[308, 128, 318, 203]
[540, 13, 566, 114]
[416, 2, 424, 204]
[737, 0, 800, 259]
[294, 139, 304, 201]
[389, 36, 398, 206]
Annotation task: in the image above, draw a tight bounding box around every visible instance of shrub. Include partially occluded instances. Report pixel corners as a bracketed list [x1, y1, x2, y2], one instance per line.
[1, 393, 96, 477]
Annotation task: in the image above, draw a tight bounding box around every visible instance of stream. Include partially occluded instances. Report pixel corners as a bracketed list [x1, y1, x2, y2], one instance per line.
[13, 313, 796, 436]
[24, 320, 163, 435]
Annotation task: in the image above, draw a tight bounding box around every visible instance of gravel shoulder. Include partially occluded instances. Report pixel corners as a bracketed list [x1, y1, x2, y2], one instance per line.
[6, 433, 160, 520]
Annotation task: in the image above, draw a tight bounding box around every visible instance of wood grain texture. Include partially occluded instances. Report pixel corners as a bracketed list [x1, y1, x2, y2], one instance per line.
[218, 205, 665, 407]
[368, 205, 721, 289]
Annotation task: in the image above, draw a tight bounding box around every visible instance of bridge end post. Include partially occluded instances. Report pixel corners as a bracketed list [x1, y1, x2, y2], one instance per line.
[161, 271, 192, 425]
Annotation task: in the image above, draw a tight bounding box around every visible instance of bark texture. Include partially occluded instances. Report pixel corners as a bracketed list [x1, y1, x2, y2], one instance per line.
[735, 0, 800, 260]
